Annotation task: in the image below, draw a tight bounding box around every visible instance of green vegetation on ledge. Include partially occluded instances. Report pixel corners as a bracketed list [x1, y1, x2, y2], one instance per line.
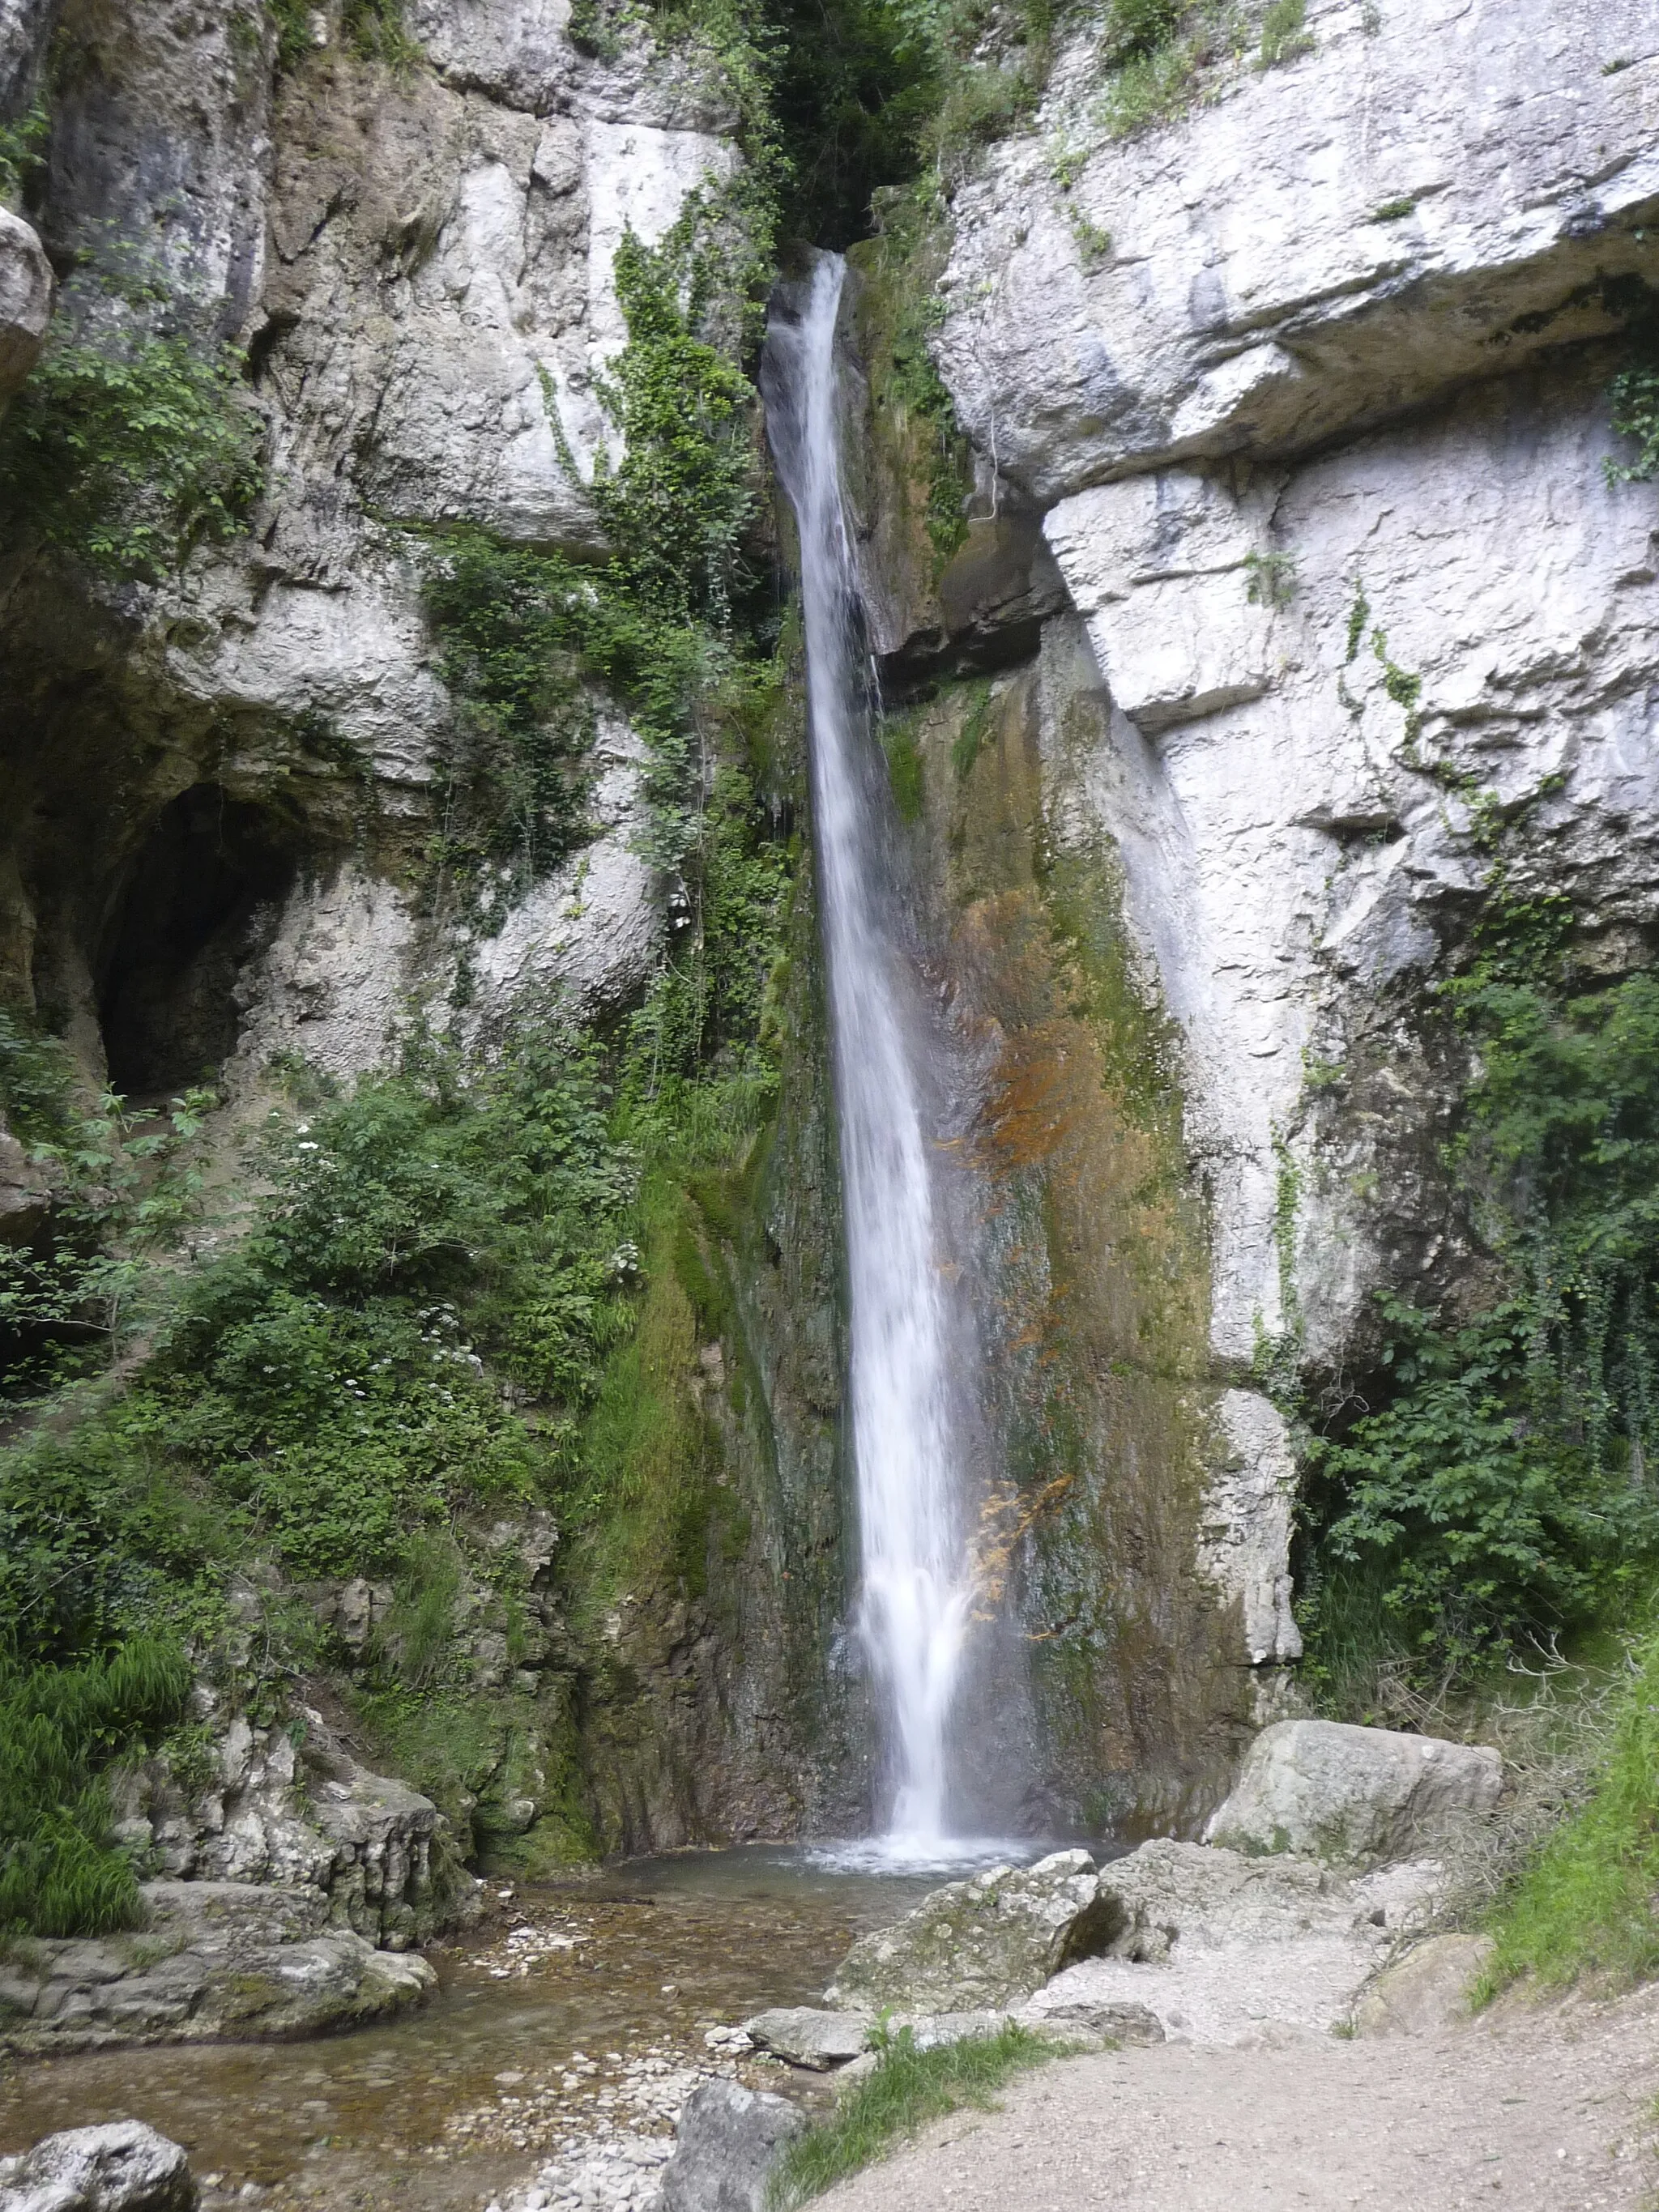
[1293, 761, 1659, 1722]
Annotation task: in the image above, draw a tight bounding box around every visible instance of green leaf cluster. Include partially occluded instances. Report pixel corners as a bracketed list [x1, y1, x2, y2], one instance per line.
[0, 1009, 212, 1398]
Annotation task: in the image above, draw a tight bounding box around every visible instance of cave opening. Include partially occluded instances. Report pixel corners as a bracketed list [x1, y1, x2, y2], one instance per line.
[98, 783, 299, 1097]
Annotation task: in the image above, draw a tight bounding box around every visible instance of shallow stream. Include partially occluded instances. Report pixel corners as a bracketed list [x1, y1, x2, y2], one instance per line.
[0, 1850, 977, 2212]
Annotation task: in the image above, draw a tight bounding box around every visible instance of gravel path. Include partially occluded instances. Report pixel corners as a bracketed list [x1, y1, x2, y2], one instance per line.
[812, 1984, 1659, 2212]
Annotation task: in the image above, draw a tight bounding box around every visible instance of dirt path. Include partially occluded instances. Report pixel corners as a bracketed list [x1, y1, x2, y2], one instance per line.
[815, 1984, 1659, 2212]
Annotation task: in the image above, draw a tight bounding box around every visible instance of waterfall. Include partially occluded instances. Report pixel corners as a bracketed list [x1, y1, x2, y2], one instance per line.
[762, 253, 975, 1850]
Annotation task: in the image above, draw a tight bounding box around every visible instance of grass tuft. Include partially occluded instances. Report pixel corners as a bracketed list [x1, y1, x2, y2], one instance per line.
[1478, 1629, 1659, 1999]
[768, 2022, 1058, 2207]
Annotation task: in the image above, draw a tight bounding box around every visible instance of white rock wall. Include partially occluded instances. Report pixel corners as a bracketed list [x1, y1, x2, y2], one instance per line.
[936, 0, 1659, 1673]
[14, 0, 739, 1078]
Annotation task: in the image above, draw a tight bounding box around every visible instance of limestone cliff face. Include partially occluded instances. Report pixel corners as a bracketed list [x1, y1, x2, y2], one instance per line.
[0, 0, 742, 1075]
[1, 0, 1655, 1853]
[874, 0, 1659, 1817]
[0, 0, 858, 1864]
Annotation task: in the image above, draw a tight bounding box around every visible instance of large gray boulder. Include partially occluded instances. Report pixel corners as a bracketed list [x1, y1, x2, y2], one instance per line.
[0, 207, 49, 407]
[0, 2121, 195, 2212]
[1205, 1720, 1503, 1867]
[825, 1848, 1112, 2013]
[659, 2081, 808, 2212]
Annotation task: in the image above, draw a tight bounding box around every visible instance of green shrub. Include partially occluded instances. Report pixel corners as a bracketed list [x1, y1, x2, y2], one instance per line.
[0, 100, 49, 210]
[1100, 0, 1182, 65]
[1299, 959, 1659, 1695]
[1097, 30, 1201, 136]
[1606, 360, 1659, 485]
[1257, 0, 1312, 66]
[1303, 1294, 1656, 1674]
[341, 0, 422, 66]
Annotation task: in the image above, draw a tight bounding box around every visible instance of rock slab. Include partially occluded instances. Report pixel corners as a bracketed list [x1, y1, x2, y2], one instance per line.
[0, 2121, 195, 2212]
[740, 2007, 871, 2069]
[827, 1849, 1112, 2013]
[0, 1881, 434, 2055]
[658, 2080, 808, 2212]
[1353, 1934, 1495, 2039]
[1205, 1721, 1503, 1867]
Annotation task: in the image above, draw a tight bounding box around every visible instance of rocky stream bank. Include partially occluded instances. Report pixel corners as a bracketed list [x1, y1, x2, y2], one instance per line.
[3, 1716, 1569, 2212]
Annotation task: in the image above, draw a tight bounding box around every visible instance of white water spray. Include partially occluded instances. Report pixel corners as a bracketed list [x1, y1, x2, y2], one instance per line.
[762, 254, 975, 1849]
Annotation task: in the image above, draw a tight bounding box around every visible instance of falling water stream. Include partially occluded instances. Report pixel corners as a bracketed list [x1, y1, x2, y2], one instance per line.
[762, 254, 977, 1850]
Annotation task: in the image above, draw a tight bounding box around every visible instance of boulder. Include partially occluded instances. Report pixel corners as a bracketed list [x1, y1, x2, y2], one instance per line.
[1352, 1933, 1494, 2039]
[0, 2121, 195, 2212]
[889, 2010, 1011, 2052]
[1205, 1721, 1503, 1867]
[659, 2080, 808, 2212]
[740, 2007, 871, 2069]
[1094, 1838, 1339, 1958]
[0, 208, 50, 408]
[825, 1849, 1112, 2013]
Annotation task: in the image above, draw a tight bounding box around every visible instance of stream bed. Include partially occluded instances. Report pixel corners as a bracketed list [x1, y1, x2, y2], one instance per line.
[0, 1850, 969, 2212]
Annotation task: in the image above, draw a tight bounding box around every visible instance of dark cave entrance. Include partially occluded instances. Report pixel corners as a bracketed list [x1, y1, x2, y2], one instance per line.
[99, 784, 299, 1097]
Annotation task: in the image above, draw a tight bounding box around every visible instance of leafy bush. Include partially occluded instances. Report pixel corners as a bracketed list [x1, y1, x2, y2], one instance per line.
[1299, 962, 1659, 1694]
[1606, 363, 1659, 484]
[1100, 0, 1182, 65]
[1257, 0, 1312, 66]
[0, 1009, 211, 1398]
[1302, 1294, 1656, 1677]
